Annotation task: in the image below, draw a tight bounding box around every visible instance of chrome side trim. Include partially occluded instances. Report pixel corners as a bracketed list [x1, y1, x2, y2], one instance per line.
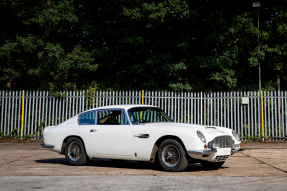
[187, 150, 217, 155]
[41, 144, 55, 149]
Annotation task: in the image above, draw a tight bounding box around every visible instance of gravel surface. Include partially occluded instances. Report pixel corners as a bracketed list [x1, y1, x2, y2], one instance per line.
[1, 176, 287, 191]
[0, 141, 286, 177]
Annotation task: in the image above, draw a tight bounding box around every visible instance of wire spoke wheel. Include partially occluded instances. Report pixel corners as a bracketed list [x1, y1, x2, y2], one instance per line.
[158, 139, 188, 172]
[162, 144, 180, 167]
[65, 137, 87, 165]
[68, 141, 82, 161]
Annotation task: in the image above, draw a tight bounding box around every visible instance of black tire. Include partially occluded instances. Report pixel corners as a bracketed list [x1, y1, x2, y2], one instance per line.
[158, 139, 189, 172]
[65, 137, 87, 166]
[201, 161, 225, 169]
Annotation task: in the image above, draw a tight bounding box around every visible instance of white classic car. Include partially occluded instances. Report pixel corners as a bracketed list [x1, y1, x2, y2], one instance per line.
[41, 105, 242, 172]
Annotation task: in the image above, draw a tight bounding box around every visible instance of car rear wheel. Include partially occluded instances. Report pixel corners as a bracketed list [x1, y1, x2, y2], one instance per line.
[158, 139, 188, 172]
[65, 137, 87, 166]
[201, 161, 225, 169]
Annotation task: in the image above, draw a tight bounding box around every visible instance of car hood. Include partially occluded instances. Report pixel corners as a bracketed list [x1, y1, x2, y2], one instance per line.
[138, 122, 232, 139]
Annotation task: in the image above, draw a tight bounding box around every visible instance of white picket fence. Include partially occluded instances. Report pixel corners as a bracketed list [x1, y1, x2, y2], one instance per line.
[0, 90, 287, 140]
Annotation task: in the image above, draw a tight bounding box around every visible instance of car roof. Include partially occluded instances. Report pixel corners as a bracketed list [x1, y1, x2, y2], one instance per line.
[83, 104, 158, 113]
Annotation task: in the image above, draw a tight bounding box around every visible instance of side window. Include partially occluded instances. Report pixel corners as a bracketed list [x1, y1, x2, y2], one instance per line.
[78, 111, 96, 125]
[121, 110, 129, 125]
[97, 110, 130, 125]
[128, 111, 136, 124]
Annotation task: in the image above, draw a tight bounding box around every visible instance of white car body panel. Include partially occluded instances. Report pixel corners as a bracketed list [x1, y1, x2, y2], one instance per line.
[90, 124, 134, 156]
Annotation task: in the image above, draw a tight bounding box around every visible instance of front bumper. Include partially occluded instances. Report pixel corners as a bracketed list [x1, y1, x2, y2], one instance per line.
[187, 148, 244, 162]
[41, 144, 55, 149]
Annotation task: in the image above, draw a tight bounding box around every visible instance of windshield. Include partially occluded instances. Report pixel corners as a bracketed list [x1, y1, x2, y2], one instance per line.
[128, 107, 173, 124]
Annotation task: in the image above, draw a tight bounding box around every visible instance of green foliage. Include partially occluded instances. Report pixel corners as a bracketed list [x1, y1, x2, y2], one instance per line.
[0, 121, 45, 141]
[0, 0, 96, 91]
[49, 92, 67, 98]
[246, 136, 268, 142]
[1, 0, 287, 91]
[0, 129, 20, 140]
[85, 87, 97, 109]
[36, 121, 46, 133]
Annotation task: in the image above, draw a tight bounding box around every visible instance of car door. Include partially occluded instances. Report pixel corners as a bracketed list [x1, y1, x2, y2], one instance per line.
[129, 109, 158, 161]
[90, 109, 134, 157]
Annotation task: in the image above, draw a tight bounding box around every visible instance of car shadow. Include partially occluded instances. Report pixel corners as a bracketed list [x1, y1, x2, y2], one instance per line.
[35, 158, 68, 165]
[35, 158, 228, 172]
[88, 159, 161, 170]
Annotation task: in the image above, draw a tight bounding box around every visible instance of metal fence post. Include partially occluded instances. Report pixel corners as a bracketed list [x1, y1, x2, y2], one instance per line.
[261, 90, 265, 139]
[21, 90, 24, 137]
[201, 92, 203, 125]
[142, 90, 144, 105]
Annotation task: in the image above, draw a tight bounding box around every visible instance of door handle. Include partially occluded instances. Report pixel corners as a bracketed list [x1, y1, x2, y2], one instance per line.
[134, 134, 149, 138]
[90, 129, 97, 132]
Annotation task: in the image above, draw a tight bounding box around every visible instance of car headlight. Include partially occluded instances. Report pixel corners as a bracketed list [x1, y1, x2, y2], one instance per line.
[232, 130, 241, 141]
[197, 131, 206, 143]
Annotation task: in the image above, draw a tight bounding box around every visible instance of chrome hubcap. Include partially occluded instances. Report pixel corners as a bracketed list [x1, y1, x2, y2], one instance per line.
[162, 144, 180, 167]
[166, 152, 173, 160]
[68, 141, 81, 161]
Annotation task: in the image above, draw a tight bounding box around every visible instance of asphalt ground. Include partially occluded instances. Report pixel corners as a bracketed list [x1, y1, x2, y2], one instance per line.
[0, 141, 287, 190]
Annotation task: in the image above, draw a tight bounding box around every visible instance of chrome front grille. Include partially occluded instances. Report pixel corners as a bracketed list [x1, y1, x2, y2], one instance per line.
[208, 136, 234, 149]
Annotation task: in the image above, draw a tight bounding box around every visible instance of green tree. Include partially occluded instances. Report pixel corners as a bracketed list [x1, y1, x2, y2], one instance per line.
[1, 0, 287, 92]
[260, 1, 287, 91]
[0, 0, 97, 90]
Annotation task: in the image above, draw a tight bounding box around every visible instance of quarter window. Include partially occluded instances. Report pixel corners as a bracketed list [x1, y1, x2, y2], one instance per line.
[78, 111, 96, 125]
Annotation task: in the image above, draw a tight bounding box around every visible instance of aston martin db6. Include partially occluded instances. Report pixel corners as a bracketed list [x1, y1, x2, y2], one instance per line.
[41, 105, 242, 172]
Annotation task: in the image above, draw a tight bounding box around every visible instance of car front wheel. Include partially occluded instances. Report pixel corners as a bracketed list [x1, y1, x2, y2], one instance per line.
[65, 137, 87, 166]
[158, 139, 189, 172]
[201, 161, 225, 169]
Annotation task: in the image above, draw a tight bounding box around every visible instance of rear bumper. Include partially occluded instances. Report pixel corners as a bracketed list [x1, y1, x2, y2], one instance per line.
[41, 144, 54, 149]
